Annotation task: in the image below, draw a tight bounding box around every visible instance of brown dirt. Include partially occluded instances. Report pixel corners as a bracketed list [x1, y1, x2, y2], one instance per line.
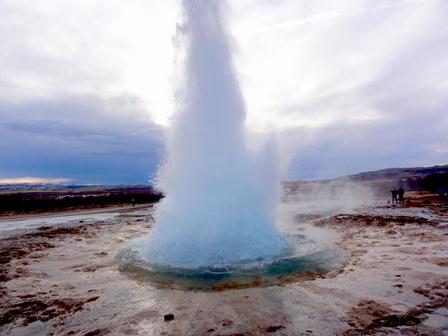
[315, 213, 431, 228]
[0, 226, 88, 288]
[0, 295, 99, 326]
[0, 223, 108, 327]
[343, 280, 448, 335]
[0, 196, 446, 335]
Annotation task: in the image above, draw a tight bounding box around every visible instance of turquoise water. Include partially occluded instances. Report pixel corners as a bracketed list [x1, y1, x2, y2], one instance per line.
[117, 234, 345, 290]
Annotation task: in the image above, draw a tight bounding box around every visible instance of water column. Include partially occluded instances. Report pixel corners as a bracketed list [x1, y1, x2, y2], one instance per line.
[143, 0, 285, 268]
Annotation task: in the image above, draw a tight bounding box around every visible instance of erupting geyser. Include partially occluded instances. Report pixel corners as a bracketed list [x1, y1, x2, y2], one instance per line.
[141, 0, 285, 268]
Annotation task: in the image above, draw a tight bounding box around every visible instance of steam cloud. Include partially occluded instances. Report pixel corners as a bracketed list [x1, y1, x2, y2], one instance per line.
[141, 0, 285, 268]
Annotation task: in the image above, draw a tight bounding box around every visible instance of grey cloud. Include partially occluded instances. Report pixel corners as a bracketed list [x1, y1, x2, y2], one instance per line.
[0, 95, 165, 184]
[0, 0, 447, 183]
[265, 0, 448, 179]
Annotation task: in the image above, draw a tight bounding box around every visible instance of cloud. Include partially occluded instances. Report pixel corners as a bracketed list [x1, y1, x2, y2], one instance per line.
[0, 177, 72, 185]
[0, 0, 447, 182]
[0, 0, 178, 124]
[231, 0, 448, 178]
[0, 95, 165, 184]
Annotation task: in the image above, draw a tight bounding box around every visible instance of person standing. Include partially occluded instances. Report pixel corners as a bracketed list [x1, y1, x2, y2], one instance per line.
[398, 187, 405, 204]
[391, 188, 398, 204]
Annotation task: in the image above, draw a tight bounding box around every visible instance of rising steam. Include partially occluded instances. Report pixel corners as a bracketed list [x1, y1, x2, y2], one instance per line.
[141, 0, 285, 268]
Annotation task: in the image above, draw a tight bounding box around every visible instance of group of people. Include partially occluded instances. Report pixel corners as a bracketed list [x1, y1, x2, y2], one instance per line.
[390, 187, 405, 204]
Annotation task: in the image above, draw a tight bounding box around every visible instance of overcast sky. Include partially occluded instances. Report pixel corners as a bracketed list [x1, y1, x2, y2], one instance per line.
[0, 0, 447, 184]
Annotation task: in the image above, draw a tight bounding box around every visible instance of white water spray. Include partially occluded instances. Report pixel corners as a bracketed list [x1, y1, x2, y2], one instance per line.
[142, 0, 285, 268]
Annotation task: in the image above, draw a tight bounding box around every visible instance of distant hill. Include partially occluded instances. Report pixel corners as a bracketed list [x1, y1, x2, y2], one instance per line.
[0, 183, 90, 192]
[340, 164, 448, 194]
[284, 164, 448, 196]
[0, 185, 163, 215]
[341, 164, 448, 182]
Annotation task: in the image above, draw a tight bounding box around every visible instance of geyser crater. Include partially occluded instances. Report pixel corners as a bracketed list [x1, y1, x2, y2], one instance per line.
[118, 234, 345, 291]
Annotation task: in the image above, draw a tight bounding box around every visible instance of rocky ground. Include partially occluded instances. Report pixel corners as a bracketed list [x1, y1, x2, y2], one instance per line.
[0, 193, 447, 335]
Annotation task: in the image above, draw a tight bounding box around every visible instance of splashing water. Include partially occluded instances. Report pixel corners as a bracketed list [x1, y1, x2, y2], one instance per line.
[139, 0, 285, 268]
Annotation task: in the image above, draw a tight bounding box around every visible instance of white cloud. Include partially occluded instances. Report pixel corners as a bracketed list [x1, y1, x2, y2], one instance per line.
[0, 0, 447, 180]
[0, 0, 178, 124]
[231, 0, 448, 126]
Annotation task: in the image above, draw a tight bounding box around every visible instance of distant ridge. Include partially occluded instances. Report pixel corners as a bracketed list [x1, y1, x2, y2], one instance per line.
[0, 183, 151, 192]
[340, 164, 448, 182]
[284, 164, 448, 195]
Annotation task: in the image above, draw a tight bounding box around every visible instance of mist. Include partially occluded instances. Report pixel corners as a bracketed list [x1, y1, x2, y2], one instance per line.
[140, 0, 284, 268]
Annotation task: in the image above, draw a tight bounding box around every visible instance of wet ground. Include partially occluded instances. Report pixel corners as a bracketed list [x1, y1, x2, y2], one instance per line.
[0, 194, 447, 335]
